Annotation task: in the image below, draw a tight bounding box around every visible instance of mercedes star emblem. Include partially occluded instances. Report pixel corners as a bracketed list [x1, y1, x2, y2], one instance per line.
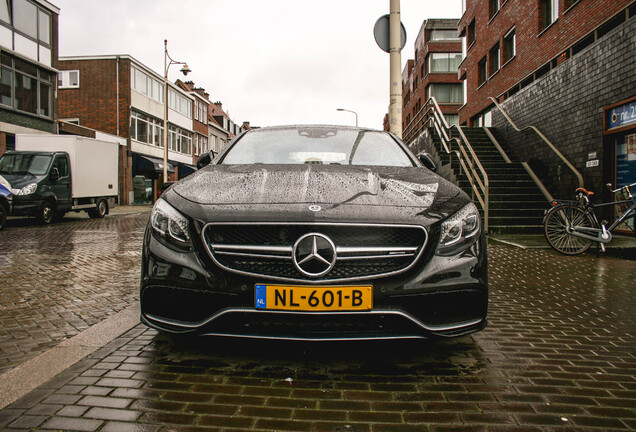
[292, 233, 337, 277]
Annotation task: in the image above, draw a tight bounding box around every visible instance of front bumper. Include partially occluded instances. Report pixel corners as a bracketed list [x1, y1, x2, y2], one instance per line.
[140, 225, 488, 340]
[10, 196, 42, 217]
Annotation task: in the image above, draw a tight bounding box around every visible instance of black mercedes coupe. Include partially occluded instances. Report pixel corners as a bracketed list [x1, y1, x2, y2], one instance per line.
[140, 125, 487, 340]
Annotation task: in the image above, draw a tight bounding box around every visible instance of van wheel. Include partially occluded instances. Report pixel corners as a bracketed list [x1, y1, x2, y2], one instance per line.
[88, 199, 107, 219]
[0, 204, 7, 230]
[40, 202, 55, 224]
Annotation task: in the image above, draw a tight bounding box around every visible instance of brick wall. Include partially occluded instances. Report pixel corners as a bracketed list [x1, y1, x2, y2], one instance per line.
[58, 58, 131, 137]
[403, 20, 463, 130]
[58, 58, 132, 203]
[459, 0, 634, 125]
[491, 16, 636, 199]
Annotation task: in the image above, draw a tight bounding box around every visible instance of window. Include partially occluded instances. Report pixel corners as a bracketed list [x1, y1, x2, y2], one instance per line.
[477, 57, 487, 86]
[166, 124, 192, 155]
[58, 70, 79, 88]
[194, 134, 208, 156]
[503, 28, 516, 64]
[489, 43, 500, 76]
[540, 0, 559, 30]
[430, 29, 460, 41]
[195, 100, 207, 123]
[489, 0, 500, 19]
[168, 88, 192, 118]
[0, 52, 51, 117]
[445, 114, 459, 126]
[131, 66, 163, 103]
[130, 111, 164, 147]
[39, 80, 49, 116]
[1, 0, 10, 23]
[428, 84, 463, 104]
[428, 52, 463, 73]
[467, 20, 476, 46]
[1, 0, 52, 65]
[53, 156, 68, 178]
[13, 0, 37, 39]
[38, 9, 50, 44]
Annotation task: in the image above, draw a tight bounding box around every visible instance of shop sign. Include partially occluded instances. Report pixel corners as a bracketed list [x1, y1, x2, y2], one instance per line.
[606, 100, 636, 131]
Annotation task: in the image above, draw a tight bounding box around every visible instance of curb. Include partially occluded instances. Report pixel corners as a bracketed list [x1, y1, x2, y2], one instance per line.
[0, 303, 140, 410]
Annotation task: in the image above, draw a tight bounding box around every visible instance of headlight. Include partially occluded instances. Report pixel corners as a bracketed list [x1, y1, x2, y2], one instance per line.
[150, 199, 192, 251]
[17, 183, 37, 195]
[437, 202, 480, 256]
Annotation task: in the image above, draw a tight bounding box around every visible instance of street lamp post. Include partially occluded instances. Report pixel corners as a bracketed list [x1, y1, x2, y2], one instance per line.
[336, 108, 358, 127]
[163, 39, 191, 183]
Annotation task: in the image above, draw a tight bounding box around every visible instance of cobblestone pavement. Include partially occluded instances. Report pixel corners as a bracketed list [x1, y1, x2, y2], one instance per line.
[1, 214, 635, 431]
[0, 212, 148, 372]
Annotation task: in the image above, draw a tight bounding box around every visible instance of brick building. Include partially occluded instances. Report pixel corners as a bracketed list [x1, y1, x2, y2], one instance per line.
[458, 0, 635, 225]
[402, 19, 463, 129]
[0, 0, 59, 154]
[177, 80, 210, 169]
[58, 55, 198, 204]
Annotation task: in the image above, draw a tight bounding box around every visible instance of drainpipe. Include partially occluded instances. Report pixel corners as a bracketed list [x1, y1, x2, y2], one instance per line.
[116, 56, 120, 136]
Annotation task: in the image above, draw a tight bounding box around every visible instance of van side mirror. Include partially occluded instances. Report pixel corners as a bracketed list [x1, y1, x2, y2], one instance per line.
[418, 153, 437, 172]
[50, 167, 60, 182]
[197, 151, 212, 169]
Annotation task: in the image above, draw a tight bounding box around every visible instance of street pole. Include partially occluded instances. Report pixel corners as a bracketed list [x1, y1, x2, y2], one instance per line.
[162, 40, 191, 184]
[163, 40, 169, 183]
[389, 0, 403, 139]
[336, 108, 358, 127]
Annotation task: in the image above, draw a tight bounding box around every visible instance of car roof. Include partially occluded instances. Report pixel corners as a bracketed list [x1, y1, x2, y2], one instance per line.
[246, 124, 384, 133]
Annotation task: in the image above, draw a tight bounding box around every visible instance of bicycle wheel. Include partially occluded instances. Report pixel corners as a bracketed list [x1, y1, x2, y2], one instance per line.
[544, 204, 596, 255]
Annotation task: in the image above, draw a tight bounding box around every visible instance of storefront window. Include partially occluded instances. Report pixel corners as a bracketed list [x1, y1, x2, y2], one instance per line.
[133, 175, 153, 205]
[615, 133, 635, 232]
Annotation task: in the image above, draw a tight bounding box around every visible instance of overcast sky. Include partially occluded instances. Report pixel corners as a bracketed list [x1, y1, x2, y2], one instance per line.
[54, 0, 462, 129]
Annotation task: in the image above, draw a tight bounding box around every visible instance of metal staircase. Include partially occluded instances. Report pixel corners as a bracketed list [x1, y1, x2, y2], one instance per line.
[403, 97, 570, 233]
[456, 128, 545, 232]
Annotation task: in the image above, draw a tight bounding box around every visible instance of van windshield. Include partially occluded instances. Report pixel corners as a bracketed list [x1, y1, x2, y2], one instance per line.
[0, 154, 52, 175]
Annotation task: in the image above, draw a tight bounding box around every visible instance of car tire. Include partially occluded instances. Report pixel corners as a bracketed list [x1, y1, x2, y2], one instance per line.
[39, 201, 55, 224]
[0, 203, 7, 230]
[88, 199, 107, 219]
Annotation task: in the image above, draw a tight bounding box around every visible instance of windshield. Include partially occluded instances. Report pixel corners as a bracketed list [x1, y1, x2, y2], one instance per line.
[0, 154, 52, 175]
[221, 127, 415, 167]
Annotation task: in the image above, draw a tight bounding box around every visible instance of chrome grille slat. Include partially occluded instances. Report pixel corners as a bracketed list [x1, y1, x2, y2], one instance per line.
[201, 223, 427, 283]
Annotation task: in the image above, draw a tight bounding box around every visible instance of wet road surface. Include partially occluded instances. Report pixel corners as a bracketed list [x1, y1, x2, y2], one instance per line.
[0, 212, 635, 431]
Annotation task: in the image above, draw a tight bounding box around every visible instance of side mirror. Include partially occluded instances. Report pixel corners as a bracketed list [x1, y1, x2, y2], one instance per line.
[50, 167, 60, 182]
[197, 151, 213, 169]
[418, 153, 437, 172]
[159, 181, 174, 196]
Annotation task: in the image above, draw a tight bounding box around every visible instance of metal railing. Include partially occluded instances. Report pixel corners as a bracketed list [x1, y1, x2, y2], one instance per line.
[488, 97, 584, 190]
[403, 97, 490, 232]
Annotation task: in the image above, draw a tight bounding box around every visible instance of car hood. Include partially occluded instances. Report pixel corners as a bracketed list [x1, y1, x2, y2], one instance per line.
[168, 164, 468, 225]
[0, 173, 42, 191]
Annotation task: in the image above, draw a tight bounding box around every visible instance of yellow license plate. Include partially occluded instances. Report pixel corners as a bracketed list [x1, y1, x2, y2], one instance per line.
[255, 285, 372, 311]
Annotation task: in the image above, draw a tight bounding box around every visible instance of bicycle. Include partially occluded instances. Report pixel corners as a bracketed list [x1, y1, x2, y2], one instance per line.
[543, 182, 636, 255]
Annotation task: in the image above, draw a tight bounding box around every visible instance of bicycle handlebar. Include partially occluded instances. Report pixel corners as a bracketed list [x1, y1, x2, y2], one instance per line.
[606, 182, 636, 194]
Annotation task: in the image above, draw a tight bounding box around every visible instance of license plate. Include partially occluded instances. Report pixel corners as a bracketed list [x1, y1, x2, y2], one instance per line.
[254, 284, 372, 311]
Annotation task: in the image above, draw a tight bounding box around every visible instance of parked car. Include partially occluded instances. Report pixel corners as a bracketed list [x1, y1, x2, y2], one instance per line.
[0, 174, 11, 230]
[140, 125, 487, 340]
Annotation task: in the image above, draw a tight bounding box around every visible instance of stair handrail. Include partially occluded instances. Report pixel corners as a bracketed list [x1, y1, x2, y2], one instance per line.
[404, 97, 489, 232]
[488, 97, 584, 189]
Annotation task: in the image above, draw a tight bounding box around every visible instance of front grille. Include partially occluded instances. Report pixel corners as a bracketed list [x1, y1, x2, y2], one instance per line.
[201, 223, 427, 283]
